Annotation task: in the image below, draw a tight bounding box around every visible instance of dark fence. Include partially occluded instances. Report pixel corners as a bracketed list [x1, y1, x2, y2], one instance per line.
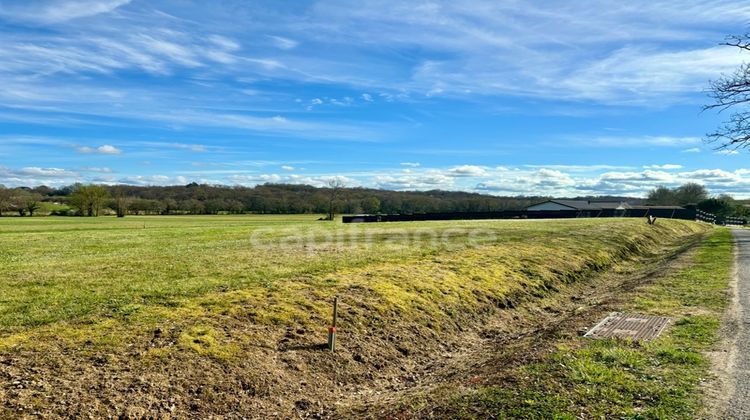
[343, 208, 747, 226]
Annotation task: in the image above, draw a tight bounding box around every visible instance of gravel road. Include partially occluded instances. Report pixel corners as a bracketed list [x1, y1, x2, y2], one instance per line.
[726, 229, 750, 418]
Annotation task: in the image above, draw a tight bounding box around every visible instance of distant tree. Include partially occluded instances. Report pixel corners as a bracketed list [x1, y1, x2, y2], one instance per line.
[110, 187, 130, 218]
[69, 185, 110, 216]
[203, 198, 226, 215]
[183, 199, 205, 214]
[361, 196, 381, 214]
[674, 183, 708, 205]
[0, 185, 11, 216]
[705, 33, 750, 150]
[0, 181, 570, 217]
[224, 199, 244, 214]
[161, 198, 178, 215]
[646, 186, 677, 205]
[698, 195, 736, 217]
[735, 203, 750, 218]
[129, 198, 164, 215]
[647, 183, 708, 206]
[326, 179, 344, 220]
[7, 189, 39, 216]
[25, 199, 41, 217]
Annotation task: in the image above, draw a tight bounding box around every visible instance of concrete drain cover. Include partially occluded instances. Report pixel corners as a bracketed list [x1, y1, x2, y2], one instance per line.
[584, 312, 671, 342]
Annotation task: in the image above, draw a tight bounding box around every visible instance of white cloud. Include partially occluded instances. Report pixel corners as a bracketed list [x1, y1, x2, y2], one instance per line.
[295, 1, 750, 105]
[76, 144, 122, 154]
[0, 0, 132, 24]
[643, 164, 682, 170]
[476, 168, 576, 194]
[361, 93, 374, 102]
[148, 142, 207, 152]
[400, 162, 420, 167]
[15, 167, 77, 177]
[6, 161, 750, 198]
[267, 35, 298, 50]
[599, 170, 674, 183]
[117, 175, 188, 186]
[79, 166, 112, 173]
[522, 164, 635, 172]
[716, 149, 740, 155]
[281, 165, 295, 171]
[553, 46, 746, 103]
[0, 166, 81, 186]
[1, 0, 743, 117]
[681, 147, 702, 153]
[208, 35, 241, 52]
[447, 165, 487, 177]
[588, 135, 701, 147]
[228, 173, 358, 188]
[374, 173, 454, 190]
[680, 169, 737, 182]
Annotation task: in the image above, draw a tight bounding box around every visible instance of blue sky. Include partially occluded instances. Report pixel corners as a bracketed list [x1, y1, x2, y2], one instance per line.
[2, 0, 750, 197]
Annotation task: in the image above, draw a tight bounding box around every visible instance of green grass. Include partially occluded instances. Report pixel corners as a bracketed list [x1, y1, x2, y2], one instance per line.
[0, 216, 710, 353]
[445, 228, 733, 419]
[0, 215, 724, 417]
[0, 216, 706, 350]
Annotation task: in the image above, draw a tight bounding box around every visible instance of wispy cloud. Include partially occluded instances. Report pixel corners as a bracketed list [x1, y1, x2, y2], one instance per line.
[267, 35, 298, 50]
[586, 135, 701, 147]
[0, 1, 747, 194]
[643, 164, 682, 170]
[0, 0, 132, 24]
[79, 166, 113, 173]
[76, 144, 122, 154]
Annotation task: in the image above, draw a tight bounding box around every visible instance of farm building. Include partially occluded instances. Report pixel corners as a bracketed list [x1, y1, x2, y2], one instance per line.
[526, 200, 684, 213]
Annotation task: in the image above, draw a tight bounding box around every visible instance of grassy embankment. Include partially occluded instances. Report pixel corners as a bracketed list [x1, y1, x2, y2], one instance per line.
[437, 228, 733, 418]
[0, 216, 714, 416]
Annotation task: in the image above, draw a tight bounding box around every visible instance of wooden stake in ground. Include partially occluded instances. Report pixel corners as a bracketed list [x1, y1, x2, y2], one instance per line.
[328, 297, 337, 352]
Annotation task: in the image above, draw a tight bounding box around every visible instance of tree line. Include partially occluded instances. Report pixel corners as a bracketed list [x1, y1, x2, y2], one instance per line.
[3, 181, 744, 218]
[646, 182, 749, 217]
[0, 183, 551, 217]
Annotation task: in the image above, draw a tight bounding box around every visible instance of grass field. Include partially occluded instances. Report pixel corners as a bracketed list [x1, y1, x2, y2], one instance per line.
[0, 215, 722, 417]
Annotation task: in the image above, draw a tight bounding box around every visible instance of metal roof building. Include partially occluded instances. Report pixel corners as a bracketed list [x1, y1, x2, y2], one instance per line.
[526, 200, 630, 211]
[526, 200, 684, 212]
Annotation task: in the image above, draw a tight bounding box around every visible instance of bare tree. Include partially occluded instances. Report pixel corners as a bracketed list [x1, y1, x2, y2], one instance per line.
[111, 186, 130, 218]
[326, 179, 344, 221]
[705, 33, 750, 150]
[0, 186, 11, 217]
[69, 185, 111, 217]
[646, 183, 708, 206]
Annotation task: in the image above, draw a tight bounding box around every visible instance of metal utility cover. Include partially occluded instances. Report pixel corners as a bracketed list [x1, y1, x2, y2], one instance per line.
[584, 312, 671, 342]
